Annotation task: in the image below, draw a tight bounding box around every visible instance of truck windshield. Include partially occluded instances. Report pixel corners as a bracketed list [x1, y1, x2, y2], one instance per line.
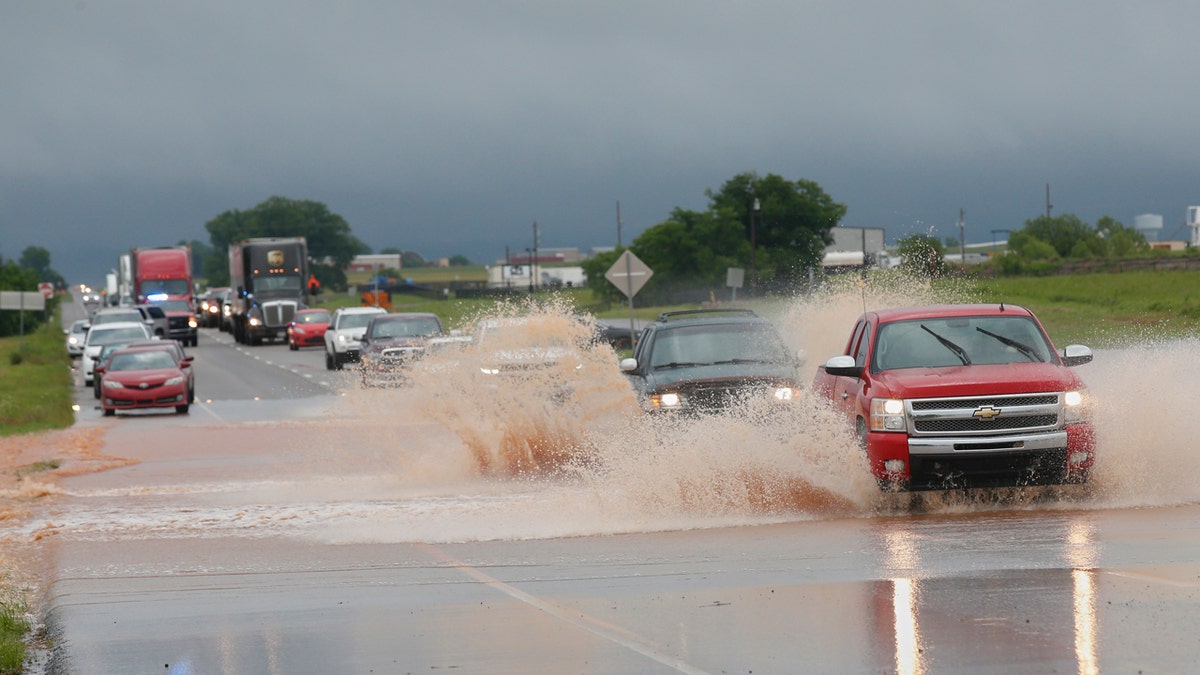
[140, 279, 190, 296]
[873, 315, 1055, 371]
[252, 276, 302, 293]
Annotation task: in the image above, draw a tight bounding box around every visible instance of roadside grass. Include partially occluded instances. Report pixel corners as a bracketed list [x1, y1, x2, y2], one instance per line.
[0, 600, 28, 675]
[0, 312, 74, 437]
[965, 269, 1200, 347]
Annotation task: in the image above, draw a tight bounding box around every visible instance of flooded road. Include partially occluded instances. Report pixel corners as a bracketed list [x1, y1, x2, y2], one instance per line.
[16, 293, 1200, 672]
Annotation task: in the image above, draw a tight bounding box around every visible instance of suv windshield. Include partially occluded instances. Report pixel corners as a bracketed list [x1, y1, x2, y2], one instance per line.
[872, 315, 1054, 371]
[338, 312, 381, 330]
[648, 323, 792, 368]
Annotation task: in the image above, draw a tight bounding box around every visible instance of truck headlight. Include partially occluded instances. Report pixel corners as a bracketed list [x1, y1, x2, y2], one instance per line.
[188, 318, 198, 329]
[773, 387, 798, 401]
[870, 398, 907, 432]
[249, 317, 261, 327]
[1063, 390, 1088, 424]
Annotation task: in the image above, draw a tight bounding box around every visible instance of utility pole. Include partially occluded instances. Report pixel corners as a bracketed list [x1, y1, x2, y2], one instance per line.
[1046, 184, 1053, 218]
[531, 221, 539, 291]
[958, 208, 965, 264]
[616, 201, 623, 248]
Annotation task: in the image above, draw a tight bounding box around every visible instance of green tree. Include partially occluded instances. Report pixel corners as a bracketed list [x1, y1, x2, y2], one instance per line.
[178, 239, 213, 280]
[401, 251, 426, 268]
[706, 172, 845, 290]
[897, 234, 946, 278]
[1095, 216, 1147, 257]
[203, 196, 369, 286]
[448, 254, 472, 266]
[581, 248, 624, 303]
[632, 207, 748, 301]
[1020, 214, 1096, 258]
[18, 246, 64, 288]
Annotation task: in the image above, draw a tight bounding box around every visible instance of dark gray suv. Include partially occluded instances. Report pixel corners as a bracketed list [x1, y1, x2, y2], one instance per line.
[619, 309, 804, 414]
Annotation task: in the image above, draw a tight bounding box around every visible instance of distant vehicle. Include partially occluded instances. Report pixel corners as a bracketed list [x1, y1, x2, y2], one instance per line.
[593, 317, 646, 350]
[811, 304, 1095, 491]
[150, 299, 199, 347]
[323, 306, 387, 370]
[358, 312, 445, 386]
[88, 307, 150, 330]
[619, 309, 804, 415]
[64, 319, 88, 358]
[134, 303, 169, 338]
[287, 308, 331, 350]
[228, 237, 309, 345]
[80, 321, 154, 386]
[99, 347, 192, 416]
[131, 246, 194, 347]
[197, 287, 231, 328]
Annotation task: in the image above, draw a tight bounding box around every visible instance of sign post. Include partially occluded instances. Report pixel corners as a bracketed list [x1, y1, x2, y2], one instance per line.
[604, 250, 653, 349]
[0, 291, 47, 350]
[726, 267, 744, 303]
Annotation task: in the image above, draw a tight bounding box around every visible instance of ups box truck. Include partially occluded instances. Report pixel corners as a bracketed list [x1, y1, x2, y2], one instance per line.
[229, 237, 309, 345]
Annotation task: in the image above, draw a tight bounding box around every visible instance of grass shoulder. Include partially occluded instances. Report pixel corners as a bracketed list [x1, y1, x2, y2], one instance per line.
[0, 314, 74, 437]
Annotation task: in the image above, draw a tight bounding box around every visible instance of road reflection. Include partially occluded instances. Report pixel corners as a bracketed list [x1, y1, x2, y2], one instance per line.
[873, 512, 1100, 674]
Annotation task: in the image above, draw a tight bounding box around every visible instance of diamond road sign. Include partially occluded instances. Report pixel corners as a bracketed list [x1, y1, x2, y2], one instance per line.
[605, 250, 653, 298]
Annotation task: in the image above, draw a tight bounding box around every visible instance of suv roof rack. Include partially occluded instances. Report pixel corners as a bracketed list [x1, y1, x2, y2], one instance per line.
[656, 308, 759, 322]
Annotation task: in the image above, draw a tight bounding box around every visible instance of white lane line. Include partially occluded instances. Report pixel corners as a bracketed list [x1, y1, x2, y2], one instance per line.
[1103, 569, 1200, 588]
[417, 543, 709, 675]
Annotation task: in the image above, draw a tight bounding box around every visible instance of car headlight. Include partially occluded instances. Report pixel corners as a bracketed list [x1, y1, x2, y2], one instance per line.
[165, 376, 184, 386]
[1063, 390, 1089, 424]
[102, 380, 124, 390]
[773, 387, 798, 401]
[480, 367, 500, 375]
[870, 398, 907, 432]
[649, 392, 685, 410]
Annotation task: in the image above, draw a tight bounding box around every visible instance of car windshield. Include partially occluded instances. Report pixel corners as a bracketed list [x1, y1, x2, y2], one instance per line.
[90, 325, 149, 345]
[297, 311, 330, 324]
[338, 312, 382, 329]
[109, 350, 177, 371]
[370, 317, 442, 338]
[648, 322, 792, 368]
[92, 311, 142, 325]
[872, 315, 1055, 371]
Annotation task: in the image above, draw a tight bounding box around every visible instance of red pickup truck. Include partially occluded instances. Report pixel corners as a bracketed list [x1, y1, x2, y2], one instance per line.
[812, 304, 1095, 491]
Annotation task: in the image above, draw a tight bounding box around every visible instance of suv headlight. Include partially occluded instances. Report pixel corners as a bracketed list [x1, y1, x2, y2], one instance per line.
[649, 392, 685, 410]
[870, 398, 907, 432]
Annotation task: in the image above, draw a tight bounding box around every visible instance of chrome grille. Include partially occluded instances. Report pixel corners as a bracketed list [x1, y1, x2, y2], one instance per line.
[262, 302, 297, 327]
[907, 392, 1062, 437]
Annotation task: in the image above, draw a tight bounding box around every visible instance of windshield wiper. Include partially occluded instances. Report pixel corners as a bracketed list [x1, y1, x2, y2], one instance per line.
[711, 358, 777, 365]
[654, 362, 705, 369]
[975, 327, 1043, 362]
[920, 325, 972, 365]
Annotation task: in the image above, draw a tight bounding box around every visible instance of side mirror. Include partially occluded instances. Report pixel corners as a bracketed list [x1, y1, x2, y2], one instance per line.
[822, 355, 863, 378]
[619, 357, 638, 372]
[1062, 344, 1093, 367]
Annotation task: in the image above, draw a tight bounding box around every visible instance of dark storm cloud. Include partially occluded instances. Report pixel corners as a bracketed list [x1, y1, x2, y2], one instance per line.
[2, 1, 1198, 283]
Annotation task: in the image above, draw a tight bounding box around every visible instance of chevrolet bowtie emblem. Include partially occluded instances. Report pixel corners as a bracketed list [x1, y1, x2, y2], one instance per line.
[973, 406, 1001, 420]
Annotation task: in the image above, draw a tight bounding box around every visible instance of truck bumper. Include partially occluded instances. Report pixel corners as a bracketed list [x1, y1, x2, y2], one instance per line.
[867, 424, 1095, 491]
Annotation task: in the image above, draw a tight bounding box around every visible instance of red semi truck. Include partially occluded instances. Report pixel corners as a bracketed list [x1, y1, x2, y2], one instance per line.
[131, 246, 198, 346]
[812, 304, 1095, 491]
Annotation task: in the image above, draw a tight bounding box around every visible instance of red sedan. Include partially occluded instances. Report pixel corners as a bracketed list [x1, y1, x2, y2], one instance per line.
[288, 309, 331, 350]
[99, 348, 192, 416]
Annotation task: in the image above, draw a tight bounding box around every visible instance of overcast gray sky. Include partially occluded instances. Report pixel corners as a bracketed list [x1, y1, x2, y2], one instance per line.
[3, 1, 1199, 284]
